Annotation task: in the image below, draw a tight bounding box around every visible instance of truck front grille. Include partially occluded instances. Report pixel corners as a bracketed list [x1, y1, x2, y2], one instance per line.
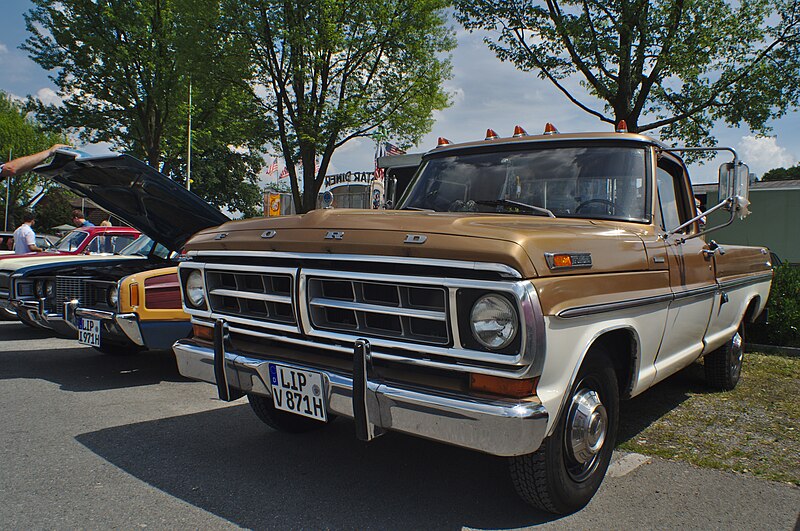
[306, 276, 448, 345]
[205, 269, 295, 325]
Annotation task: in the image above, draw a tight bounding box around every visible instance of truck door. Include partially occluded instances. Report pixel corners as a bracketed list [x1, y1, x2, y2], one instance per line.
[653, 157, 717, 382]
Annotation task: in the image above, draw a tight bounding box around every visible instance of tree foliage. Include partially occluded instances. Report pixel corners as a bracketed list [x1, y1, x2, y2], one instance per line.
[456, 0, 800, 146]
[761, 164, 800, 182]
[23, 0, 271, 215]
[226, 0, 455, 213]
[0, 92, 66, 230]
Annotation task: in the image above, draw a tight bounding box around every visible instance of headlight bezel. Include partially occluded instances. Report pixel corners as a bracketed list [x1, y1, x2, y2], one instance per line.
[457, 289, 522, 354]
[34, 279, 46, 299]
[185, 269, 207, 309]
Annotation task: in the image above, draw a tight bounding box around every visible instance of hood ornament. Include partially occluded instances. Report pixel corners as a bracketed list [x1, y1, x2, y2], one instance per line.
[325, 231, 344, 240]
[214, 233, 228, 240]
[261, 230, 277, 239]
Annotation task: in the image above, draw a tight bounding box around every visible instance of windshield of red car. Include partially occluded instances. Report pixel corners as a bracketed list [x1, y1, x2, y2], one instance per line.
[53, 230, 88, 252]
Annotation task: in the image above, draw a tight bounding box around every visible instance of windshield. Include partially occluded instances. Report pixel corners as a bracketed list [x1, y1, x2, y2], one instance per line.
[53, 230, 89, 252]
[400, 146, 649, 222]
[119, 236, 171, 259]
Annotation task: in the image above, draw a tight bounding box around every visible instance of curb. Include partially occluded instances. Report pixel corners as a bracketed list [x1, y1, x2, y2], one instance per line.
[746, 343, 800, 357]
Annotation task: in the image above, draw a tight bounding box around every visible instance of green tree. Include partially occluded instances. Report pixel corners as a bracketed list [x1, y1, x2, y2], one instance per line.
[0, 92, 66, 230]
[761, 165, 800, 182]
[34, 186, 79, 232]
[226, 0, 455, 213]
[456, 0, 800, 146]
[23, 0, 271, 214]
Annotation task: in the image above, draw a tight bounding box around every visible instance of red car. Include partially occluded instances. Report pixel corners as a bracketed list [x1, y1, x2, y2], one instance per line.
[0, 226, 140, 260]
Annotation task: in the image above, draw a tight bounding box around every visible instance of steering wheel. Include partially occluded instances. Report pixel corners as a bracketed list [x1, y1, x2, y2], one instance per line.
[575, 198, 616, 215]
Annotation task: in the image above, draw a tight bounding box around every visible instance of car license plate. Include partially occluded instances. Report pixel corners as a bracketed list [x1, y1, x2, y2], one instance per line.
[78, 318, 101, 347]
[268, 364, 327, 421]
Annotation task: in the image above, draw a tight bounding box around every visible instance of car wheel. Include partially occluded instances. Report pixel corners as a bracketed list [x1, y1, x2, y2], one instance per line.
[509, 348, 619, 514]
[704, 323, 744, 391]
[247, 393, 336, 433]
[93, 342, 143, 356]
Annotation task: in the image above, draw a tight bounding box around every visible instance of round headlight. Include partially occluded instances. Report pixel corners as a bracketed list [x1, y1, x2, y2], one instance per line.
[44, 280, 55, 299]
[107, 285, 119, 307]
[186, 270, 206, 308]
[35, 280, 45, 298]
[470, 294, 519, 350]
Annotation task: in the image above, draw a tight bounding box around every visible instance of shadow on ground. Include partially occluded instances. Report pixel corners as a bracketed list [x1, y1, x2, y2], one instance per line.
[0, 345, 188, 392]
[617, 361, 709, 443]
[76, 404, 560, 529]
[0, 322, 55, 340]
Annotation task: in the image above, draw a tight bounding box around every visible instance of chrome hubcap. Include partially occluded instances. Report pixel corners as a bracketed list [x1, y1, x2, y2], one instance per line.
[567, 389, 608, 466]
[730, 332, 743, 381]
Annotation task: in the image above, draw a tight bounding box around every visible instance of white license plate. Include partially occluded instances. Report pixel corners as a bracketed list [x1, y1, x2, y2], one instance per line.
[78, 318, 101, 347]
[268, 364, 327, 421]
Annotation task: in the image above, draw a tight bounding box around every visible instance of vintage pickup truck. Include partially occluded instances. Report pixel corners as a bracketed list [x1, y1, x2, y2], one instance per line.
[172, 127, 772, 514]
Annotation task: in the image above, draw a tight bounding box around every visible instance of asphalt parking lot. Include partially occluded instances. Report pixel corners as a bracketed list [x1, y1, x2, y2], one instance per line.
[1, 320, 799, 530]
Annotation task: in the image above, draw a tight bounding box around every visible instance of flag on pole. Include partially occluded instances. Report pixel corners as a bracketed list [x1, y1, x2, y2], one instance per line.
[384, 142, 406, 156]
[279, 166, 289, 180]
[314, 159, 320, 174]
[374, 142, 385, 180]
[267, 158, 278, 175]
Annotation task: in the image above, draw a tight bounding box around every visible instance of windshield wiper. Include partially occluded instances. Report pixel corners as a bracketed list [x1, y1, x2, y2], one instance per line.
[474, 199, 556, 218]
[403, 206, 435, 212]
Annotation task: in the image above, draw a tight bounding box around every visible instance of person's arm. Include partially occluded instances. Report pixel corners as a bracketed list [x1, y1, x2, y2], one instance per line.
[24, 231, 42, 253]
[1, 144, 71, 178]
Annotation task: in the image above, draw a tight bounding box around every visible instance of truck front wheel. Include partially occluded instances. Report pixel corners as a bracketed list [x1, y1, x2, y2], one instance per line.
[247, 393, 336, 433]
[510, 349, 619, 514]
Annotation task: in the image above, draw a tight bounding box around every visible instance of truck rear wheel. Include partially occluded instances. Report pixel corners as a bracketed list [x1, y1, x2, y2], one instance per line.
[510, 349, 619, 514]
[247, 393, 335, 433]
[704, 324, 744, 391]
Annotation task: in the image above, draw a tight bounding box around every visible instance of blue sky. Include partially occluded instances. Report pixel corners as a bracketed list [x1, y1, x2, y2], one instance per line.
[2, 0, 798, 184]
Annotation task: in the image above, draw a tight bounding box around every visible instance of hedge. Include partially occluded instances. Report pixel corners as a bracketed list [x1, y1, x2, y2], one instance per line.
[748, 264, 800, 348]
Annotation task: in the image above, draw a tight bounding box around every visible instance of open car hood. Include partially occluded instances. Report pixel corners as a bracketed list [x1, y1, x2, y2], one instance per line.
[35, 149, 229, 252]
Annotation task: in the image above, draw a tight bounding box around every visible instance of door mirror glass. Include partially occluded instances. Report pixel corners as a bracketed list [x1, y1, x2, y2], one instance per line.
[718, 162, 750, 218]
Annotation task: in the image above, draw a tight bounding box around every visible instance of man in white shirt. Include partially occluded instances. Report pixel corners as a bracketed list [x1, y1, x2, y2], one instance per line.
[13, 212, 43, 254]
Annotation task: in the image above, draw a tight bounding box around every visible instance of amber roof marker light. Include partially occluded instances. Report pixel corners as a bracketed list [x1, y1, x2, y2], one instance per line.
[485, 128, 499, 140]
[513, 125, 528, 138]
[436, 137, 452, 147]
[616, 120, 628, 133]
[543, 123, 559, 135]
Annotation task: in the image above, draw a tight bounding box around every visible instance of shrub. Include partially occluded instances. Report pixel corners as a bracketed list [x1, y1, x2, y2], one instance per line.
[748, 265, 800, 347]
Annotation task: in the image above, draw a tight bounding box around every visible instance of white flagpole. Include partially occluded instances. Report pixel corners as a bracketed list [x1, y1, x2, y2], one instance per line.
[4, 148, 11, 231]
[187, 78, 192, 191]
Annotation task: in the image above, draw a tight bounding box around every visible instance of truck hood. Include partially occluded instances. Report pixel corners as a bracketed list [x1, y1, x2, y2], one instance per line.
[186, 209, 649, 277]
[35, 149, 229, 252]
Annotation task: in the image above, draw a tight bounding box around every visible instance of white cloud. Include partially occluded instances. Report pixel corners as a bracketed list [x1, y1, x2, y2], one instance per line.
[738, 135, 798, 178]
[34, 87, 62, 106]
[0, 43, 8, 54]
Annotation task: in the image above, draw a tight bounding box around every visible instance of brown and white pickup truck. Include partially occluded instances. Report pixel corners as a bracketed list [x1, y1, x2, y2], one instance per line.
[173, 128, 772, 514]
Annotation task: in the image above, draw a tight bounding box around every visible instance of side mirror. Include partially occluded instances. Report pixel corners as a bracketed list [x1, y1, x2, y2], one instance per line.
[718, 162, 751, 219]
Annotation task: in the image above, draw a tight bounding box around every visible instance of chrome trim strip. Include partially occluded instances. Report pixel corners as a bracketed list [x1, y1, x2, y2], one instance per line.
[187, 250, 523, 279]
[209, 288, 291, 305]
[718, 272, 773, 290]
[558, 293, 674, 318]
[672, 284, 719, 301]
[309, 297, 446, 322]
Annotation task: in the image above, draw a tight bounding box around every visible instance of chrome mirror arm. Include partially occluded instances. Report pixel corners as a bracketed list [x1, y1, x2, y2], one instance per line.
[664, 197, 737, 242]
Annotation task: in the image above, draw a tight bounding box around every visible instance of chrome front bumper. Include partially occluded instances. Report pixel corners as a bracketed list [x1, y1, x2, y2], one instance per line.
[173, 336, 549, 457]
[73, 307, 145, 346]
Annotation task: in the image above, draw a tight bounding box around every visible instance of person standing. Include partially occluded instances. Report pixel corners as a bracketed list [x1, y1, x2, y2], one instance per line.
[71, 209, 95, 227]
[13, 211, 42, 254]
[0, 144, 70, 179]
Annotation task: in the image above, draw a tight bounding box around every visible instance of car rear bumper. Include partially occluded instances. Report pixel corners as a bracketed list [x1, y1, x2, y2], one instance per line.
[173, 336, 549, 457]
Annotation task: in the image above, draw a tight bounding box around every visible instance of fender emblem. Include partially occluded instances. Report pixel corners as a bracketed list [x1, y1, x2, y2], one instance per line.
[261, 230, 277, 239]
[214, 233, 228, 240]
[404, 234, 427, 244]
[325, 231, 344, 240]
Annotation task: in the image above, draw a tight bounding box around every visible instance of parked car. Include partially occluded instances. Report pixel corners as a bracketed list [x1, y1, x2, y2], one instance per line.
[0, 232, 60, 256]
[0, 226, 140, 259]
[3, 148, 228, 349]
[172, 127, 772, 514]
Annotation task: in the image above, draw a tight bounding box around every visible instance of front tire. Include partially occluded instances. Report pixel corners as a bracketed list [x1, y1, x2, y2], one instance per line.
[247, 393, 335, 433]
[704, 323, 744, 391]
[510, 349, 619, 514]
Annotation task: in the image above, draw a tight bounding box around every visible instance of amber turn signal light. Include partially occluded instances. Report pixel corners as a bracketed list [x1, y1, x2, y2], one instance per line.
[470, 374, 538, 398]
[552, 254, 573, 267]
[192, 324, 214, 341]
[129, 283, 139, 307]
